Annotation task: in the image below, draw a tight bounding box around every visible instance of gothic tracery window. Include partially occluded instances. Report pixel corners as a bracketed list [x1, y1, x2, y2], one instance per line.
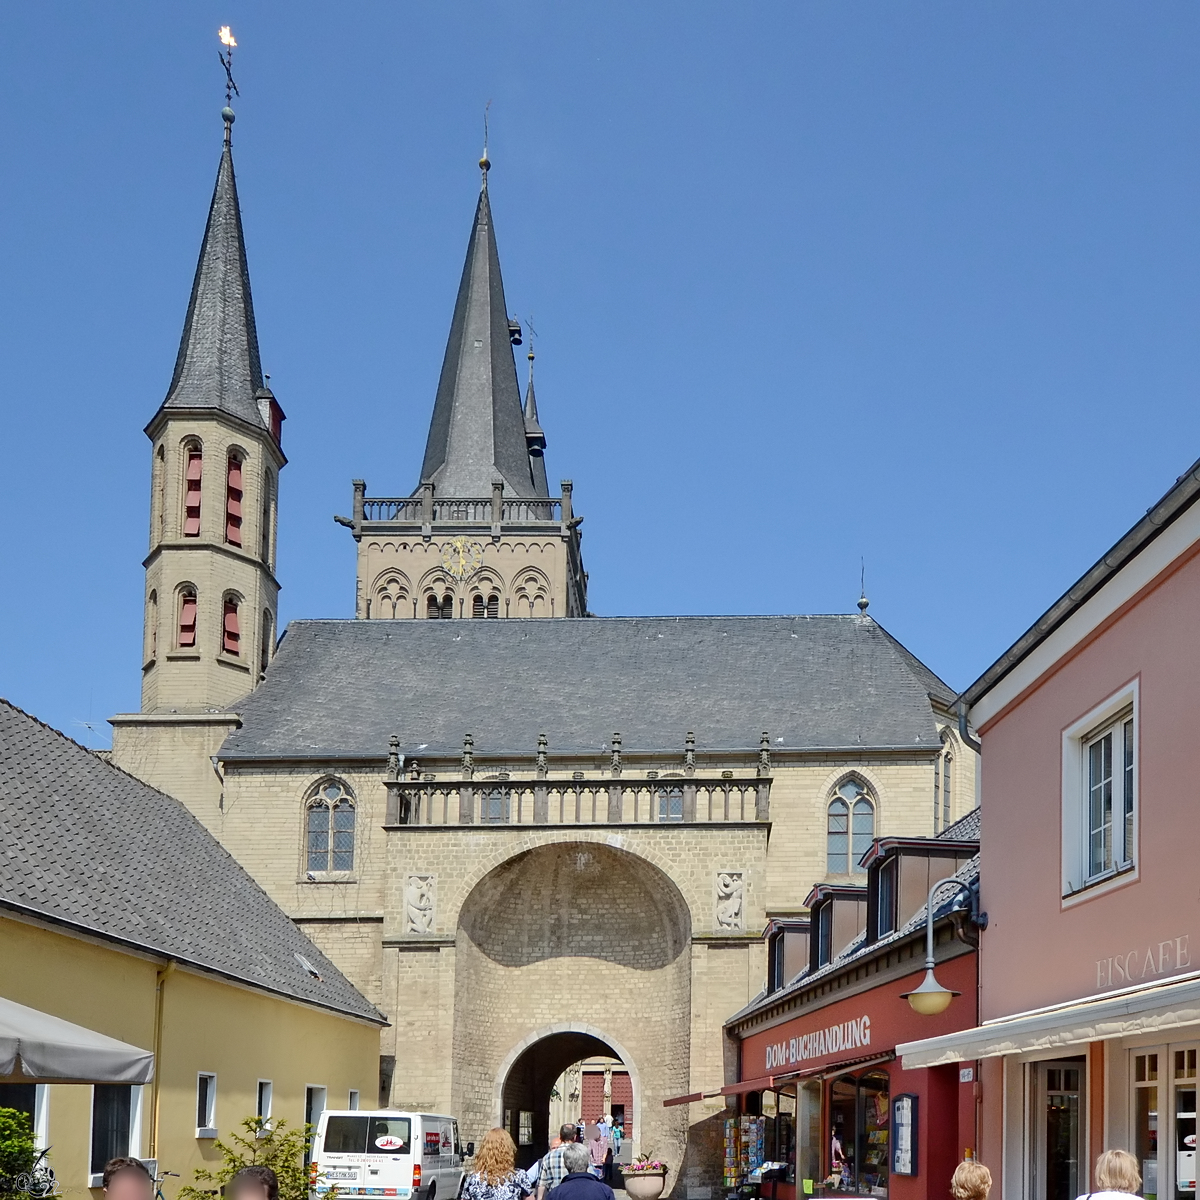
[827, 780, 875, 874]
[306, 782, 356, 872]
[657, 785, 684, 823]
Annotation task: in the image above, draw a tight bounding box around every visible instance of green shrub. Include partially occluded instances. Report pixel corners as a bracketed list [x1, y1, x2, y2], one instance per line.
[0, 1108, 37, 1200]
[178, 1117, 313, 1200]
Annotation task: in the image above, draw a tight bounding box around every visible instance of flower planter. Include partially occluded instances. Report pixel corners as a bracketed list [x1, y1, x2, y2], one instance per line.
[623, 1171, 667, 1200]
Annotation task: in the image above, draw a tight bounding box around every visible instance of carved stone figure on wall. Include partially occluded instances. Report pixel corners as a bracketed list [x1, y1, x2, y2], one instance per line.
[715, 871, 744, 929]
[405, 874, 436, 934]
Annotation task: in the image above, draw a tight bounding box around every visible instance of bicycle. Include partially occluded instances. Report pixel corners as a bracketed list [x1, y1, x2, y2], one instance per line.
[154, 1170, 180, 1200]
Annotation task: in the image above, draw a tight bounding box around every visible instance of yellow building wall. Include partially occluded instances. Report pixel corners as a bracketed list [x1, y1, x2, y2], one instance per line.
[0, 915, 380, 1200]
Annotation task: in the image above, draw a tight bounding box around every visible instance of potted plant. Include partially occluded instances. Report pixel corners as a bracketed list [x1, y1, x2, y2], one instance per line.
[622, 1156, 669, 1200]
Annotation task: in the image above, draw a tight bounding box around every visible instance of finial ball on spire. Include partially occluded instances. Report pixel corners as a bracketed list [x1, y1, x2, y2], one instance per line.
[222, 106, 236, 124]
[479, 150, 491, 172]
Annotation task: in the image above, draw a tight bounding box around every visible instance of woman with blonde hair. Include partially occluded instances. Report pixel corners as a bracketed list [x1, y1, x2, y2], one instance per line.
[1075, 1149, 1142, 1199]
[462, 1128, 534, 1200]
[950, 1159, 992, 1200]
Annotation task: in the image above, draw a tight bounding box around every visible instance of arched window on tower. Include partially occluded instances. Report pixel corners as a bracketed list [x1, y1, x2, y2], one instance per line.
[827, 780, 875, 874]
[153, 444, 166, 541]
[472, 594, 485, 619]
[427, 593, 453, 619]
[487, 593, 500, 619]
[146, 591, 158, 662]
[222, 595, 240, 656]
[260, 609, 273, 676]
[225, 453, 244, 546]
[178, 587, 197, 648]
[306, 781, 356, 872]
[183, 445, 203, 537]
[260, 471, 275, 564]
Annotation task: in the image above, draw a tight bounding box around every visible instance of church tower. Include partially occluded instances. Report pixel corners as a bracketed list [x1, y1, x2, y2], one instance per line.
[139, 107, 285, 713]
[342, 151, 588, 619]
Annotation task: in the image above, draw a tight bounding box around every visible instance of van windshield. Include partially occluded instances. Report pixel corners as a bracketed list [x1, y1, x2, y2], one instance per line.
[324, 1117, 412, 1155]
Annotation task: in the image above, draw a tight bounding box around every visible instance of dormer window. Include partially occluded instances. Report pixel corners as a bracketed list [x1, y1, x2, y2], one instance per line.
[816, 902, 833, 968]
[876, 856, 898, 937]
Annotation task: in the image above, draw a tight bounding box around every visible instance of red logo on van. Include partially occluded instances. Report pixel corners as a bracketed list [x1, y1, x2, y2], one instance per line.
[375, 1136, 404, 1151]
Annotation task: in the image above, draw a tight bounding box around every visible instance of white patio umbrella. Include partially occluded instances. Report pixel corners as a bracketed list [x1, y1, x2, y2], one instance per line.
[0, 995, 154, 1084]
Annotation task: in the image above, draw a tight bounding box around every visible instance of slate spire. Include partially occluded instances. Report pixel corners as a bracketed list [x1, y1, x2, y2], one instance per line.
[524, 347, 549, 497]
[418, 158, 536, 498]
[157, 109, 269, 430]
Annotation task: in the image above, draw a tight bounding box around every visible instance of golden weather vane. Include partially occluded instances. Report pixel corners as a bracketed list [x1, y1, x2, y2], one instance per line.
[218, 26, 240, 106]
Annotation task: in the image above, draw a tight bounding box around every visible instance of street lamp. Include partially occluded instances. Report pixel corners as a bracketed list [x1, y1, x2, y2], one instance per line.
[901, 876, 968, 1015]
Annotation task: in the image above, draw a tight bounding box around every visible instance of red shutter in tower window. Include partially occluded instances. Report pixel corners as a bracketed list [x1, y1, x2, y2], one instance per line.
[179, 595, 197, 647]
[184, 451, 203, 536]
[225, 457, 244, 546]
[223, 598, 240, 655]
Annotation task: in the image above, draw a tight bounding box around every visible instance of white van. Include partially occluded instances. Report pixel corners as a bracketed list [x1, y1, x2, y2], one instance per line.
[311, 1110, 470, 1200]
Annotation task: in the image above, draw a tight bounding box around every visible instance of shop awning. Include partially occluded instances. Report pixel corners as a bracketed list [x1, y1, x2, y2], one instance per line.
[897, 973, 1200, 1070]
[0, 995, 155, 1084]
[720, 1075, 776, 1097]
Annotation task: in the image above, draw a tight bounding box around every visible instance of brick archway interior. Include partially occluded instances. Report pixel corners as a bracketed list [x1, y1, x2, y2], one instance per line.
[500, 1030, 620, 1167]
[453, 842, 692, 1174]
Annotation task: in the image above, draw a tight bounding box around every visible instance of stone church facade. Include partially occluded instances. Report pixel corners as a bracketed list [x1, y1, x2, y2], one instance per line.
[110, 113, 976, 1193]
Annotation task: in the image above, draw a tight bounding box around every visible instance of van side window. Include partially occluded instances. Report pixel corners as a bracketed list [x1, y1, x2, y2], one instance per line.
[366, 1118, 412, 1155]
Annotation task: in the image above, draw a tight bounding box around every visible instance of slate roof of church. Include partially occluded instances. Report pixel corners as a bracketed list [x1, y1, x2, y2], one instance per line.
[220, 614, 957, 761]
[153, 116, 271, 432]
[418, 172, 539, 498]
[0, 698, 384, 1024]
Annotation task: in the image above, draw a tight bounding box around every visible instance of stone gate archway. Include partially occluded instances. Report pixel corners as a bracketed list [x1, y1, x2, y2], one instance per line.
[494, 1025, 636, 1167]
[452, 841, 692, 1174]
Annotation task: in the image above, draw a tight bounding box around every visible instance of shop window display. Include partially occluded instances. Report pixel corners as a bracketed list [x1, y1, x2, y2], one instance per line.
[1175, 1049, 1196, 1200]
[829, 1072, 890, 1196]
[1134, 1053, 1160, 1200]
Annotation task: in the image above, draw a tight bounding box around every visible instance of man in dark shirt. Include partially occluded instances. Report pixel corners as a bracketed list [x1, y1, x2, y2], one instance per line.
[552, 1143, 616, 1200]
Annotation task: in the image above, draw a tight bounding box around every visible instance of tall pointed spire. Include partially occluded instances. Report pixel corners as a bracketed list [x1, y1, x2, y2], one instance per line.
[156, 108, 269, 431]
[418, 160, 535, 498]
[524, 346, 549, 497]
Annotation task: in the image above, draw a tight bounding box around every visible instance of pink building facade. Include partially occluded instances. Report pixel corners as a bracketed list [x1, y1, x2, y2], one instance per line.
[899, 461, 1200, 1200]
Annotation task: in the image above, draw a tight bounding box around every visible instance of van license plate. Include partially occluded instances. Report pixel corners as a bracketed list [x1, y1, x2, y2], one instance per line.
[325, 1171, 361, 1181]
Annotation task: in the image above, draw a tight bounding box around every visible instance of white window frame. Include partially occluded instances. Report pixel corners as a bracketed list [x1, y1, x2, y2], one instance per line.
[1062, 680, 1139, 905]
[87, 1084, 140, 1188]
[33, 1085, 49, 1152]
[257, 1080, 273, 1124]
[196, 1072, 218, 1139]
[347, 1090, 360, 1111]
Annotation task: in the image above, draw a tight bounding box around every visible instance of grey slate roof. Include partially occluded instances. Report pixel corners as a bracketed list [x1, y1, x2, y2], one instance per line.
[0, 699, 383, 1024]
[156, 123, 268, 431]
[419, 178, 537, 498]
[221, 614, 954, 761]
[524, 375, 549, 498]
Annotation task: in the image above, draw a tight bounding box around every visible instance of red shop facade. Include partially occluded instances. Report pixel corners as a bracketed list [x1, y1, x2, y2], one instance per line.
[720, 823, 984, 1200]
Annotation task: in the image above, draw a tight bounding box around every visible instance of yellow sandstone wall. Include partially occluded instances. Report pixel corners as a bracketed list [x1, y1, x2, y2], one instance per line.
[0, 914, 379, 1200]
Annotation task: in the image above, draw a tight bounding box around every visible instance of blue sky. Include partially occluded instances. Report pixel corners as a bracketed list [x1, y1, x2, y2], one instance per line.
[3, 3, 1200, 747]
